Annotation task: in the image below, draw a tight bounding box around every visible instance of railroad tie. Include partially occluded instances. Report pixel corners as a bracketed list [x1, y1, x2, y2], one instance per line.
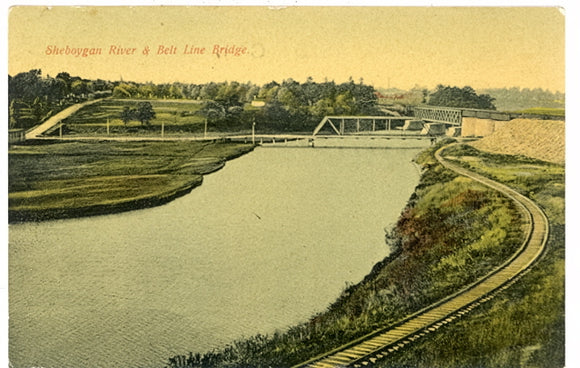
[294, 144, 549, 368]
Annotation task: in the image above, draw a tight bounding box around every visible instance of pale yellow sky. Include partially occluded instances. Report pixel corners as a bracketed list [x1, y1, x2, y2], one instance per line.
[8, 6, 565, 91]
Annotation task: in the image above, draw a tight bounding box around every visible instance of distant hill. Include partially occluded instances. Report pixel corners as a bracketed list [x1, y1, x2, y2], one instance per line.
[375, 87, 426, 106]
[377, 86, 564, 113]
[477, 87, 565, 112]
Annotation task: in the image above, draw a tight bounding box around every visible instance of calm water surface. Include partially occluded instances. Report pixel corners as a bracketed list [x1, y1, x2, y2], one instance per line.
[9, 143, 426, 368]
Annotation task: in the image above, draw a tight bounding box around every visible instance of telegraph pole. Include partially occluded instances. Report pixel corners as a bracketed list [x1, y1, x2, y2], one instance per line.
[252, 119, 256, 144]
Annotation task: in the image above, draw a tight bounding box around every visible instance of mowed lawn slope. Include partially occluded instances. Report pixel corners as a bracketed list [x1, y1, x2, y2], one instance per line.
[9, 140, 253, 222]
[62, 99, 209, 136]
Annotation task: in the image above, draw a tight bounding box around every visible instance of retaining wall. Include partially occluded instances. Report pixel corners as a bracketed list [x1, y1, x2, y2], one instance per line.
[461, 117, 509, 137]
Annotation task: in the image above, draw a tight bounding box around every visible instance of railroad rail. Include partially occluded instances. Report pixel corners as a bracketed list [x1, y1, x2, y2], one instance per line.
[293, 143, 549, 368]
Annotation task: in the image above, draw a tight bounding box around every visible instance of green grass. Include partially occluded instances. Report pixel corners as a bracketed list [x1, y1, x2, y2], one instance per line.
[61, 99, 210, 136]
[8, 140, 254, 222]
[165, 140, 529, 368]
[509, 107, 565, 116]
[378, 143, 565, 368]
[442, 143, 564, 210]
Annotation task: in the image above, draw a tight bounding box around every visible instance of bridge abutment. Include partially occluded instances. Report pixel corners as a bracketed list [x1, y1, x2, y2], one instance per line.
[461, 117, 510, 137]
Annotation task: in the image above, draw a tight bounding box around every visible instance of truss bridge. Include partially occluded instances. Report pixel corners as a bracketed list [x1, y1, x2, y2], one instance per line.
[413, 106, 463, 125]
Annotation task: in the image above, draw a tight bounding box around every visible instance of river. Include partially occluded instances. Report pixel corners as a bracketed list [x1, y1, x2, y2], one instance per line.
[9, 142, 427, 368]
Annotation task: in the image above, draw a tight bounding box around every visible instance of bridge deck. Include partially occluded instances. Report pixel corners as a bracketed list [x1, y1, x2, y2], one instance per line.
[313, 115, 416, 136]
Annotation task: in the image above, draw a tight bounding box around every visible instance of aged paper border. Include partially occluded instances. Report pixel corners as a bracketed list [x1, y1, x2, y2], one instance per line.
[2, 1, 578, 367]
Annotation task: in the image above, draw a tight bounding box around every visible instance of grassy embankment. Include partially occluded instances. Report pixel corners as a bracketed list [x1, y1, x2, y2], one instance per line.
[8, 140, 253, 222]
[166, 140, 533, 368]
[509, 107, 565, 117]
[60, 99, 211, 136]
[52, 98, 318, 137]
[380, 143, 565, 368]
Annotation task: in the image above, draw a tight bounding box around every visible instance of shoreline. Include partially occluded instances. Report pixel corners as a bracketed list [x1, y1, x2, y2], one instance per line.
[9, 175, 205, 223]
[8, 144, 255, 224]
[165, 139, 564, 368]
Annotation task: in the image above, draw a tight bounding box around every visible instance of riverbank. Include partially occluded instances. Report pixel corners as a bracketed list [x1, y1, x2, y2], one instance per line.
[381, 143, 564, 367]
[167, 139, 543, 368]
[8, 140, 254, 222]
[10, 145, 423, 368]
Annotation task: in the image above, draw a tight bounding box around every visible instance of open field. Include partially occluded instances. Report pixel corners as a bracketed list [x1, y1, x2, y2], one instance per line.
[8, 140, 254, 222]
[509, 107, 565, 116]
[60, 99, 213, 136]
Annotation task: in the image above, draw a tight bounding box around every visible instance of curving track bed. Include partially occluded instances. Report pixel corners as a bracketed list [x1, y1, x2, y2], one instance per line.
[293, 144, 549, 368]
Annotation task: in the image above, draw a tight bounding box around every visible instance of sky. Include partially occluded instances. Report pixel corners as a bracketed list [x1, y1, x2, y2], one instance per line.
[8, 6, 565, 92]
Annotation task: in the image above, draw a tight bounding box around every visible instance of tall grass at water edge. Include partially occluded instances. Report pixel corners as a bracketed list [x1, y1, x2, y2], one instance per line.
[378, 143, 565, 368]
[166, 140, 529, 368]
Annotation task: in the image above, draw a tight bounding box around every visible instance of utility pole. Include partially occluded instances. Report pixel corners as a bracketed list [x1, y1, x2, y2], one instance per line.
[252, 119, 256, 144]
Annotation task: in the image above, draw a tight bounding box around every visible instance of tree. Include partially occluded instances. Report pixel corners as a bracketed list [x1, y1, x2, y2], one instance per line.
[199, 82, 220, 100]
[31, 97, 48, 122]
[138, 84, 155, 99]
[277, 87, 301, 112]
[55, 72, 72, 93]
[261, 101, 291, 131]
[215, 81, 242, 107]
[200, 100, 226, 124]
[120, 106, 134, 125]
[9, 69, 43, 101]
[113, 82, 138, 98]
[9, 99, 19, 129]
[245, 85, 260, 103]
[312, 97, 335, 117]
[134, 102, 156, 126]
[334, 91, 356, 115]
[168, 83, 184, 99]
[427, 85, 496, 110]
[258, 82, 280, 103]
[41, 77, 67, 103]
[71, 80, 90, 96]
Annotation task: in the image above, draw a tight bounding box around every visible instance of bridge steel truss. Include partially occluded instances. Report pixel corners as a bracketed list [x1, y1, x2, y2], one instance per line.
[312, 116, 414, 136]
[413, 106, 463, 126]
[313, 106, 495, 137]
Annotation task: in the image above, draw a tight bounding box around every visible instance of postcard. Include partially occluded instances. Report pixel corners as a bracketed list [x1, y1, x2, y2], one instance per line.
[6, 5, 566, 368]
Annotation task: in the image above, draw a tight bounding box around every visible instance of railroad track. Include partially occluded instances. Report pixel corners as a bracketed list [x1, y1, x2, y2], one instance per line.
[293, 143, 549, 368]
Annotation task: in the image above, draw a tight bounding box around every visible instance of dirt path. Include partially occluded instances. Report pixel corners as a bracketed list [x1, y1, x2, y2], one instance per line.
[25, 98, 105, 139]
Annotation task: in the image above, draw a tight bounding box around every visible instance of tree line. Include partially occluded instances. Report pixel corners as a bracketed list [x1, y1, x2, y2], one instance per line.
[426, 85, 496, 110]
[8, 69, 113, 129]
[9, 70, 382, 132]
[113, 77, 382, 132]
[12, 69, 529, 133]
[477, 87, 565, 111]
